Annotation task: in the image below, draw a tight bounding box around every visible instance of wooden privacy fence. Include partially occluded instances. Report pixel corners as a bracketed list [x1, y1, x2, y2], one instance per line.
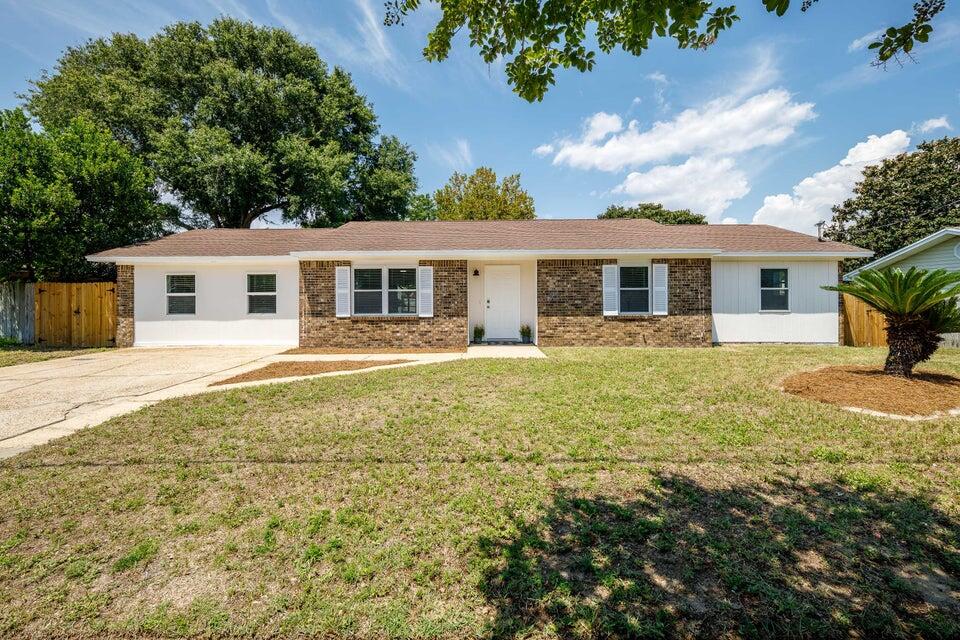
[0, 282, 35, 344]
[33, 282, 117, 347]
[841, 293, 887, 347]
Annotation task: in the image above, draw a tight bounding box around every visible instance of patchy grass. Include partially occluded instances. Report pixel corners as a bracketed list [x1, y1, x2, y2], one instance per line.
[1, 346, 959, 638]
[0, 339, 106, 368]
[210, 360, 411, 386]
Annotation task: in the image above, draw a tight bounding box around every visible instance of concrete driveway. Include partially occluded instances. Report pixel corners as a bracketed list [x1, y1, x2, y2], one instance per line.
[0, 346, 285, 459]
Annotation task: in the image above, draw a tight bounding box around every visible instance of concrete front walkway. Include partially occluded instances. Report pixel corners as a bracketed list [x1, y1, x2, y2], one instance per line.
[0, 344, 545, 459]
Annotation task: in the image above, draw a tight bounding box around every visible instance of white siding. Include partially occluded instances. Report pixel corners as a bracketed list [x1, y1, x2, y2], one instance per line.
[133, 262, 299, 346]
[712, 259, 839, 343]
[467, 260, 537, 342]
[892, 237, 960, 272]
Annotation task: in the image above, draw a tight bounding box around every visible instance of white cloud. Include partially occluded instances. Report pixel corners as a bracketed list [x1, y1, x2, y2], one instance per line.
[613, 156, 750, 220]
[631, 96, 642, 105]
[583, 112, 624, 143]
[646, 71, 668, 84]
[532, 144, 554, 157]
[720, 217, 739, 225]
[848, 29, 884, 52]
[916, 116, 952, 133]
[266, 0, 407, 88]
[428, 138, 473, 171]
[752, 130, 911, 233]
[550, 89, 815, 172]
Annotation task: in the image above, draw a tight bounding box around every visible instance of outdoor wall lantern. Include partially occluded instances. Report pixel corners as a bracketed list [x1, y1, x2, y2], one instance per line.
[473, 268, 480, 277]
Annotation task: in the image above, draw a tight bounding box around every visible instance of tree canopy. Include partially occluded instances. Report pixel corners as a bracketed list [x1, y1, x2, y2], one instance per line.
[386, 0, 946, 101]
[434, 167, 535, 220]
[0, 109, 167, 281]
[599, 203, 707, 224]
[825, 136, 960, 267]
[26, 18, 418, 228]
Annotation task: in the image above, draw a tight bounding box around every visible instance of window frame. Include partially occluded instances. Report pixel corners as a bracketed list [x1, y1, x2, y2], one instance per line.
[618, 263, 651, 315]
[352, 266, 418, 317]
[246, 272, 278, 316]
[165, 273, 197, 317]
[759, 266, 790, 313]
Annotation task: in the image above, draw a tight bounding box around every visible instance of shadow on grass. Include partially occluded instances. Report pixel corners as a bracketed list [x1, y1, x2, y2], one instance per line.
[480, 474, 960, 639]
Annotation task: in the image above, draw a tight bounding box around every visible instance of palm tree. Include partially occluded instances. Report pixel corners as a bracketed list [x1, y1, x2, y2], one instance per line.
[825, 267, 960, 377]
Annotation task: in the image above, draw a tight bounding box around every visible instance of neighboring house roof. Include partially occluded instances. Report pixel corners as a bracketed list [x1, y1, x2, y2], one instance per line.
[88, 219, 871, 262]
[843, 228, 960, 280]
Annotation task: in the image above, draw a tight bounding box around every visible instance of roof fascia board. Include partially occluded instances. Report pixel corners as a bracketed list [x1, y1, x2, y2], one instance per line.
[289, 249, 723, 260]
[716, 251, 873, 259]
[86, 255, 299, 265]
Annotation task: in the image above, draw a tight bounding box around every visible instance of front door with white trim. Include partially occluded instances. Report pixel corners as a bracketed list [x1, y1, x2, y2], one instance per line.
[484, 265, 521, 340]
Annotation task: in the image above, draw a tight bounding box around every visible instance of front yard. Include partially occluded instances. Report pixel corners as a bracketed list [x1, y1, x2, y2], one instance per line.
[1, 346, 959, 638]
[0, 339, 105, 368]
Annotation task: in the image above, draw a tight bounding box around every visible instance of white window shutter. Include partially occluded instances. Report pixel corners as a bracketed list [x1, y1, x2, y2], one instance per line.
[335, 266, 351, 317]
[652, 263, 669, 315]
[602, 264, 619, 316]
[417, 266, 434, 317]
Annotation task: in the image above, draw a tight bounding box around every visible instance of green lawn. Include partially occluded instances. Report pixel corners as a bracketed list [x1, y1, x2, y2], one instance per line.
[1, 346, 959, 638]
[0, 339, 106, 368]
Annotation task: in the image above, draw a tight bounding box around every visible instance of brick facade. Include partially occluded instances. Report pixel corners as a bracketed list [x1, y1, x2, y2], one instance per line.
[115, 264, 134, 347]
[536, 258, 712, 347]
[299, 260, 467, 349]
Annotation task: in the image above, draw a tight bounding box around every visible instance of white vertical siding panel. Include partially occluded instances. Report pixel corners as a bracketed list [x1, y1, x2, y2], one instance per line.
[711, 260, 839, 343]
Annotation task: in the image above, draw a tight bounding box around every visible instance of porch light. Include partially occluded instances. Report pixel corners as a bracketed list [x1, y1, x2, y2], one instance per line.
[473, 268, 480, 277]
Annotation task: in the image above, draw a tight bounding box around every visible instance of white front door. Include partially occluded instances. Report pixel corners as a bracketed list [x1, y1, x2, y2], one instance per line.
[484, 265, 521, 340]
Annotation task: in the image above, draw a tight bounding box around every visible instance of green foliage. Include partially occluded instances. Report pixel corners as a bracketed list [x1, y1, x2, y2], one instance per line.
[386, 0, 945, 101]
[406, 193, 438, 220]
[826, 267, 960, 321]
[599, 203, 706, 225]
[825, 137, 960, 268]
[26, 18, 418, 228]
[434, 167, 535, 220]
[0, 109, 166, 281]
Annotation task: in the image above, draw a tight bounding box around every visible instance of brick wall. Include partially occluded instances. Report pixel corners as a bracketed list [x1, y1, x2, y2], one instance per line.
[299, 260, 468, 349]
[536, 258, 712, 347]
[115, 264, 134, 347]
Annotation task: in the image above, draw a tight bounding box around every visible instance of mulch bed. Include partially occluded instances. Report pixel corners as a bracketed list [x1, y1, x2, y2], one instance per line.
[283, 347, 466, 355]
[783, 365, 960, 415]
[210, 360, 411, 386]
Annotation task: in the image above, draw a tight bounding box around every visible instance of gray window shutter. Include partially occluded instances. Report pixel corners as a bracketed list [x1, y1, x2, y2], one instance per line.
[652, 263, 669, 315]
[417, 266, 434, 317]
[602, 263, 619, 316]
[335, 266, 350, 317]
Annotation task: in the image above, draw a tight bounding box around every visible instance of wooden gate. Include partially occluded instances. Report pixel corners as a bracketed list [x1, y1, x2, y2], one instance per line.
[34, 283, 116, 347]
[841, 293, 887, 347]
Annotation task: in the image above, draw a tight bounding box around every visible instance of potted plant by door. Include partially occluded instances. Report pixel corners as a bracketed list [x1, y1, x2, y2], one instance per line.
[520, 324, 532, 344]
[473, 324, 485, 344]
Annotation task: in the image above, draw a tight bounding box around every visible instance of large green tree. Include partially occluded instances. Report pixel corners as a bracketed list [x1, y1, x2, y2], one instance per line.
[26, 18, 418, 228]
[825, 137, 960, 268]
[386, 0, 945, 101]
[0, 109, 167, 281]
[600, 203, 707, 224]
[434, 167, 535, 220]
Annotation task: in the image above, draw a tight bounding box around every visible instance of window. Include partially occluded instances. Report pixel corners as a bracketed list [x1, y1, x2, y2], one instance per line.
[619, 266, 649, 313]
[166, 274, 196, 315]
[353, 267, 418, 315]
[247, 273, 277, 314]
[760, 268, 789, 311]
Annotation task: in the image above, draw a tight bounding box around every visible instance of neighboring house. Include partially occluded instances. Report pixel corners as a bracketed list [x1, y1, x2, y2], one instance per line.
[87, 219, 870, 348]
[844, 227, 960, 347]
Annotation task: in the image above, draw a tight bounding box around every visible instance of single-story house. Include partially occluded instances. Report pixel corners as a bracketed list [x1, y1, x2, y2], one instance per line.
[844, 227, 960, 347]
[87, 219, 871, 349]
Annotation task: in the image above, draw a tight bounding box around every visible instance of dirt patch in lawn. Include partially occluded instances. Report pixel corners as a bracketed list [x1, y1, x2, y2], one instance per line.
[783, 365, 960, 415]
[283, 346, 465, 354]
[210, 359, 411, 386]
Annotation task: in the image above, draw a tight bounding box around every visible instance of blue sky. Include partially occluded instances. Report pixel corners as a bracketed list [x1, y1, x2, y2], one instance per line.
[1, 0, 958, 232]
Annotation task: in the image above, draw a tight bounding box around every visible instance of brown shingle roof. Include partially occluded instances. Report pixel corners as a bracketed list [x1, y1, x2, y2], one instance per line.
[87, 219, 869, 259]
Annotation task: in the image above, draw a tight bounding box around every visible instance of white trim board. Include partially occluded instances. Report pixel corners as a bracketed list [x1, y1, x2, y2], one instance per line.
[844, 228, 960, 280]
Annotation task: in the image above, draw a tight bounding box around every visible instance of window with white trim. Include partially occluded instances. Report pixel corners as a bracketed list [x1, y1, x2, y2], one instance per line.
[247, 273, 277, 314]
[760, 268, 789, 311]
[353, 267, 417, 315]
[166, 274, 196, 315]
[619, 266, 650, 313]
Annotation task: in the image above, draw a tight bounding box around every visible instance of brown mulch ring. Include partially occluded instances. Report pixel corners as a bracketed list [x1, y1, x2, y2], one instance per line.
[210, 360, 411, 386]
[283, 347, 466, 355]
[782, 365, 960, 416]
